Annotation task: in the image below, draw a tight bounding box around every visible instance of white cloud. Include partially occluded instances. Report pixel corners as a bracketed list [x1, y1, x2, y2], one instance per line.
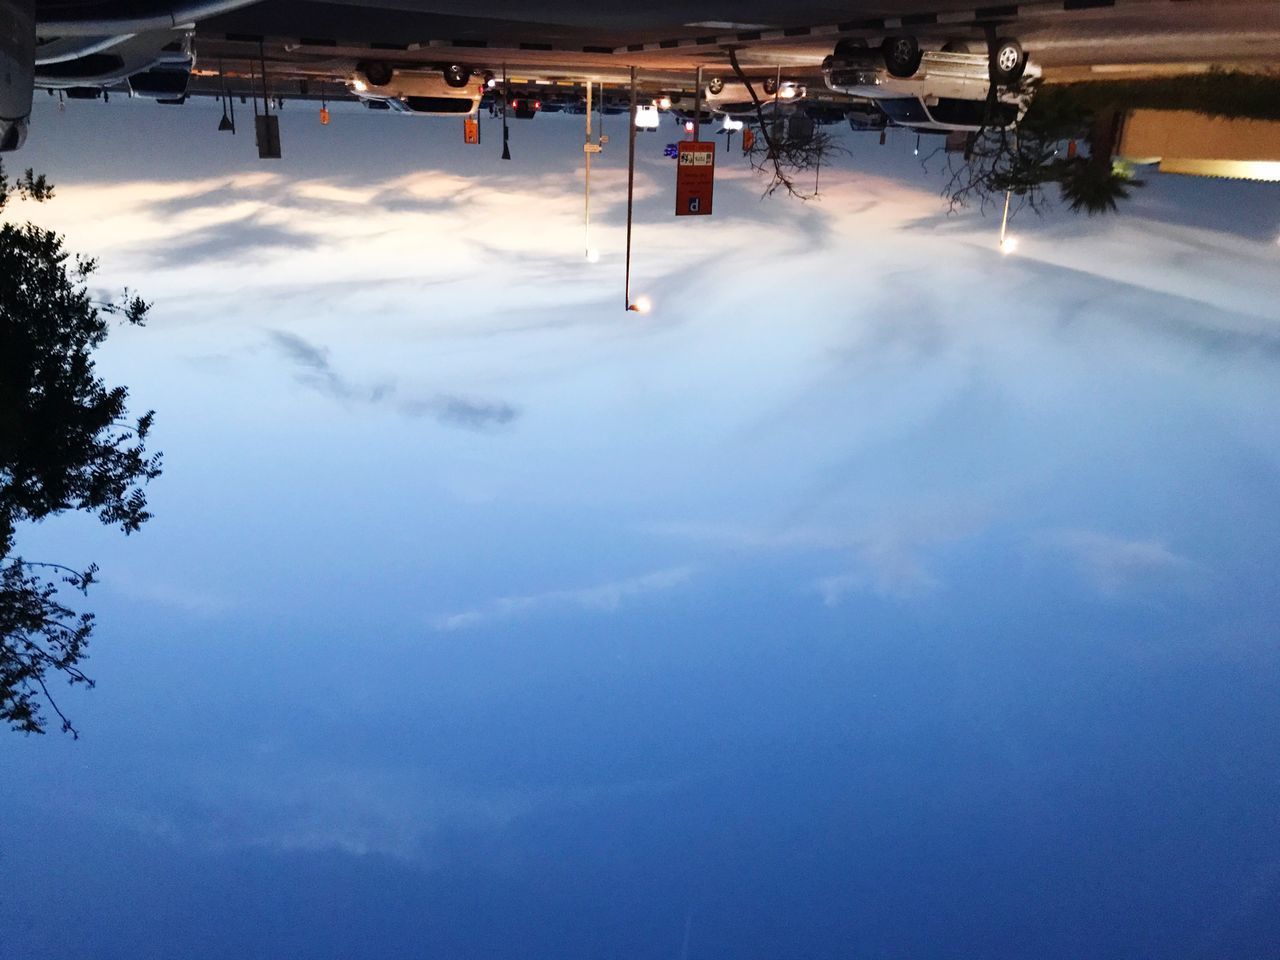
[435, 565, 694, 631]
[106, 570, 232, 617]
[649, 504, 987, 605]
[1041, 528, 1196, 595]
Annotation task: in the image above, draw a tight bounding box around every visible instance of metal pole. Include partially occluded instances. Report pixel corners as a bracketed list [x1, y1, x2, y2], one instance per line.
[999, 189, 1011, 245]
[693, 65, 702, 142]
[624, 65, 637, 311]
[501, 65, 511, 160]
[585, 79, 592, 259]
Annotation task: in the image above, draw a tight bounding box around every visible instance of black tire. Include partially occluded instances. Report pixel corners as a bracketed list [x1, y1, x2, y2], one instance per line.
[443, 63, 472, 88]
[941, 40, 971, 53]
[990, 37, 1026, 83]
[834, 38, 867, 59]
[707, 76, 724, 95]
[881, 36, 921, 78]
[762, 76, 779, 95]
[359, 61, 393, 87]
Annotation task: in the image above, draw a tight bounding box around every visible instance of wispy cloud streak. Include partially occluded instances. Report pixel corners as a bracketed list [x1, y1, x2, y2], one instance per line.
[1040, 529, 1196, 595]
[435, 566, 694, 632]
[268, 330, 518, 430]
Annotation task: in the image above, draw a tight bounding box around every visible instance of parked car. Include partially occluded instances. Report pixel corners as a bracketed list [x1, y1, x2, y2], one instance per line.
[702, 76, 806, 119]
[844, 100, 888, 131]
[506, 95, 540, 119]
[348, 61, 484, 115]
[669, 107, 717, 128]
[804, 104, 852, 127]
[822, 36, 1039, 132]
[0, 0, 34, 150]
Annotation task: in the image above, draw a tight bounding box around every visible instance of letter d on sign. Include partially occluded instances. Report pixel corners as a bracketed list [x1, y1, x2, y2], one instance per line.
[688, 197, 700, 213]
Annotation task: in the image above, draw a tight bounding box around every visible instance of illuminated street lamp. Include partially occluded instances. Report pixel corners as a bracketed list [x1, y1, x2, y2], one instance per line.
[998, 189, 1015, 254]
[624, 65, 642, 313]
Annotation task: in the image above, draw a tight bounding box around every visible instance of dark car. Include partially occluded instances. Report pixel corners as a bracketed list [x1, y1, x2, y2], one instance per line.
[845, 101, 889, 131]
[507, 96, 540, 119]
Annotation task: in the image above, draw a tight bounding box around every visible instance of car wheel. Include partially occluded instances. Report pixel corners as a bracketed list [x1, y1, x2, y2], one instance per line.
[834, 38, 868, 59]
[707, 77, 724, 95]
[359, 61, 393, 87]
[443, 63, 472, 88]
[762, 76, 779, 95]
[941, 40, 971, 53]
[990, 37, 1026, 83]
[881, 36, 921, 78]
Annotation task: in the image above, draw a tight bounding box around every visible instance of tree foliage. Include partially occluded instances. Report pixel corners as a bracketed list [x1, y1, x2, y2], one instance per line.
[726, 49, 847, 201]
[929, 82, 1142, 218]
[1, 161, 161, 737]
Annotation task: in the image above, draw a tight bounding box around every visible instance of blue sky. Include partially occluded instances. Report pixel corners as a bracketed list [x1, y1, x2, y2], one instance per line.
[3, 94, 1280, 959]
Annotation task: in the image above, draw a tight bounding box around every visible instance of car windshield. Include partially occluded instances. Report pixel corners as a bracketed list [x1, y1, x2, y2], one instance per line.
[878, 97, 930, 124]
[403, 96, 474, 114]
[927, 97, 1019, 127]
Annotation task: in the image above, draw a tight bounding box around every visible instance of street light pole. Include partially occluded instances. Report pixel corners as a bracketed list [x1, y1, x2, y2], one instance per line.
[501, 65, 511, 160]
[584, 79, 593, 261]
[625, 65, 638, 311]
[693, 65, 702, 142]
[998, 188, 1016, 254]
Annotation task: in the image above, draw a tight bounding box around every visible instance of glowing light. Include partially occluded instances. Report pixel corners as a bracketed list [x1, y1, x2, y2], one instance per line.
[486, 77, 497, 89]
[778, 86, 797, 99]
[657, 96, 672, 110]
[1000, 236, 1019, 255]
[628, 295, 652, 314]
[721, 117, 743, 131]
[684, 121, 695, 133]
[586, 248, 600, 263]
[634, 105, 660, 130]
[351, 79, 367, 92]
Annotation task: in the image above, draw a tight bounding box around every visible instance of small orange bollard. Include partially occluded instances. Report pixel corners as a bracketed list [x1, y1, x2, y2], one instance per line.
[319, 105, 330, 125]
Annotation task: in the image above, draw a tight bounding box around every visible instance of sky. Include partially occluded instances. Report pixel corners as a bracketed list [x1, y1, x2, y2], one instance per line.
[2, 93, 1280, 960]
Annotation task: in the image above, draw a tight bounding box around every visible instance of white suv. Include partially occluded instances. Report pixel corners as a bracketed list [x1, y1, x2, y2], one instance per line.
[822, 36, 1039, 133]
[702, 76, 806, 119]
[348, 61, 486, 116]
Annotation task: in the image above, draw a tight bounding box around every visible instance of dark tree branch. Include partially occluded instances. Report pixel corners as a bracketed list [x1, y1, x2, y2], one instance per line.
[724, 48, 845, 201]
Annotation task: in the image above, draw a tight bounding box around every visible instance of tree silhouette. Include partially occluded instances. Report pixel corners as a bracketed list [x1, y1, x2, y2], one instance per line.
[1057, 159, 1143, 215]
[931, 85, 1141, 218]
[1, 161, 161, 738]
[1056, 108, 1144, 215]
[725, 49, 846, 201]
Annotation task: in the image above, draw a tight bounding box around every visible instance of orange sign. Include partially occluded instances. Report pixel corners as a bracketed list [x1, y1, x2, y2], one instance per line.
[463, 117, 480, 144]
[675, 140, 715, 216]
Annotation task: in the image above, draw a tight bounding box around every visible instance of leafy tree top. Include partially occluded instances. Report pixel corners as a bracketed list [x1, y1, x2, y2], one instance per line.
[1, 161, 161, 736]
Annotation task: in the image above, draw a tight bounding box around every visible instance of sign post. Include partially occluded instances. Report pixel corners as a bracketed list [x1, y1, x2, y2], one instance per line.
[675, 140, 715, 216]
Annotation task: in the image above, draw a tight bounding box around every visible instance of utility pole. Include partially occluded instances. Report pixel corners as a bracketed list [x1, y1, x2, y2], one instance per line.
[999, 189, 1012, 248]
[625, 66, 638, 311]
[584, 79, 594, 260]
[692, 65, 702, 141]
